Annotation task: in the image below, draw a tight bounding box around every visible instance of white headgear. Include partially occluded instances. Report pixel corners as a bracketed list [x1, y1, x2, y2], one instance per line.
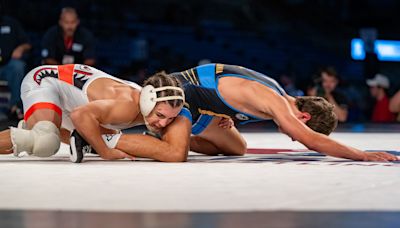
[139, 85, 185, 117]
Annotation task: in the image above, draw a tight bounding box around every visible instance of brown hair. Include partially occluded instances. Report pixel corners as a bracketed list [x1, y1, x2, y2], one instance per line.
[60, 7, 79, 18]
[143, 71, 184, 108]
[295, 96, 338, 135]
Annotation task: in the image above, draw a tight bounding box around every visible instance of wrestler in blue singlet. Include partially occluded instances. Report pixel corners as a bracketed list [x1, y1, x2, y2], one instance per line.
[171, 63, 286, 134]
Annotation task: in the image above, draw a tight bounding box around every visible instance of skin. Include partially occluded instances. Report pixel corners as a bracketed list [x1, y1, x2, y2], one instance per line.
[369, 86, 386, 101]
[0, 77, 182, 161]
[115, 76, 398, 162]
[0, 109, 62, 154]
[44, 10, 95, 66]
[11, 44, 31, 59]
[389, 90, 400, 113]
[70, 78, 182, 160]
[321, 73, 348, 122]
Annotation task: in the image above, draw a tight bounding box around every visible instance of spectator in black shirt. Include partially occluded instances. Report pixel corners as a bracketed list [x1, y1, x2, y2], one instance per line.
[0, 13, 31, 119]
[41, 7, 95, 66]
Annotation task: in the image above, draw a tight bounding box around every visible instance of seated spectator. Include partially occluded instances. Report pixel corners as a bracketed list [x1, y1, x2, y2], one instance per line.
[314, 67, 349, 122]
[366, 74, 396, 122]
[279, 74, 304, 97]
[389, 89, 400, 121]
[41, 7, 96, 66]
[0, 13, 31, 119]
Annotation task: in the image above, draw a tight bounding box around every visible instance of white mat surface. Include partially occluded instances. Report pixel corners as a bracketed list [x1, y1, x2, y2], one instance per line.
[0, 133, 399, 212]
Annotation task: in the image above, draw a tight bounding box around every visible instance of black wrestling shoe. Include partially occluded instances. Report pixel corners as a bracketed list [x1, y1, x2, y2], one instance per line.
[69, 130, 96, 163]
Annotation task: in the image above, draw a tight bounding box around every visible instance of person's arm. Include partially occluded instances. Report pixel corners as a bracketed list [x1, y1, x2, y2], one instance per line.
[70, 99, 136, 160]
[11, 43, 31, 59]
[325, 93, 348, 122]
[116, 115, 192, 162]
[389, 90, 400, 113]
[260, 91, 397, 161]
[12, 18, 31, 59]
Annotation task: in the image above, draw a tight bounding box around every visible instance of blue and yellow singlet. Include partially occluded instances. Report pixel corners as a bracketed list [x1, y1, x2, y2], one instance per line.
[173, 63, 286, 134]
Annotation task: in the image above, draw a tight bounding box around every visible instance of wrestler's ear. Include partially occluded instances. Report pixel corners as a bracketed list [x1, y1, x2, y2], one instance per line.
[297, 112, 311, 123]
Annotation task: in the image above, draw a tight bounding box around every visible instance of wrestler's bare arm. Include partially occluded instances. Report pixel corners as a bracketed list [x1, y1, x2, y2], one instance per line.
[252, 86, 398, 162]
[116, 116, 191, 162]
[70, 99, 137, 160]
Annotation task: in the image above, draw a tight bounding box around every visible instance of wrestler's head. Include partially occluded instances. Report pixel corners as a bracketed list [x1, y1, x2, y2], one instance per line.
[141, 72, 184, 133]
[59, 7, 80, 38]
[295, 96, 338, 135]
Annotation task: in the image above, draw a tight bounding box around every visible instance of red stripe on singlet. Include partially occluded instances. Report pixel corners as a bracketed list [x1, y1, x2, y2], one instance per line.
[24, 102, 62, 121]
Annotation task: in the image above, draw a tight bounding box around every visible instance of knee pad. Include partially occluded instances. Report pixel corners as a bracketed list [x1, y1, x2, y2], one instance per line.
[17, 120, 26, 129]
[10, 126, 34, 156]
[32, 121, 61, 157]
[10, 121, 60, 157]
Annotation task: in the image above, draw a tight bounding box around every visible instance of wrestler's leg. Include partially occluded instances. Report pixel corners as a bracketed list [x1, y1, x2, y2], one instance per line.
[0, 109, 61, 155]
[190, 117, 247, 156]
[60, 128, 71, 144]
[0, 130, 13, 153]
[25, 109, 61, 130]
[0, 66, 64, 156]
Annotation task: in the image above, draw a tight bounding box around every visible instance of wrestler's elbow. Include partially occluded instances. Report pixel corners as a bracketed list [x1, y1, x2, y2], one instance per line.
[71, 106, 96, 128]
[163, 146, 188, 162]
[70, 107, 85, 126]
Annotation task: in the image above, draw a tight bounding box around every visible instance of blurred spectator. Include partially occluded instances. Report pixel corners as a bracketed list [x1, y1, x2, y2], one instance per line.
[389, 90, 400, 122]
[120, 60, 148, 84]
[41, 7, 95, 66]
[0, 12, 31, 119]
[279, 74, 304, 97]
[366, 74, 396, 122]
[198, 59, 211, 66]
[314, 67, 349, 122]
[306, 81, 317, 96]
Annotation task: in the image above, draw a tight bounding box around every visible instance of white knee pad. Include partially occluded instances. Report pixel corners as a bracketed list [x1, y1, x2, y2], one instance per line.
[10, 121, 61, 157]
[17, 120, 26, 129]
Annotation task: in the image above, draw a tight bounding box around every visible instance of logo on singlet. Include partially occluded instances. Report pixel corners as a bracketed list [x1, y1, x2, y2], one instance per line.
[33, 67, 58, 85]
[235, 113, 250, 121]
[79, 65, 92, 71]
[105, 134, 114, 141]
[73, 67, 93, 89]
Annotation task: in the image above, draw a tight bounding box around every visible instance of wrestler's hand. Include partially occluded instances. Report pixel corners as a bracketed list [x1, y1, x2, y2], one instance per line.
[218, 117, 234, 129]
[362, 152, 398, 162]
[100, 148, 135, 160]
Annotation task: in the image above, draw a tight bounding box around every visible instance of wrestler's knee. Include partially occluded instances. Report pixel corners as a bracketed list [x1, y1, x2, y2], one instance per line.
[32, 121, 60, 157]
[11, 121, 60, 157]
[220, 138, 247, 156]
[230, 139, 247, 156]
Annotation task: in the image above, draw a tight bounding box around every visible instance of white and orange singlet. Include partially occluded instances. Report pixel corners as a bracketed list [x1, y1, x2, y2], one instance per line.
[21, 64, 141, 131]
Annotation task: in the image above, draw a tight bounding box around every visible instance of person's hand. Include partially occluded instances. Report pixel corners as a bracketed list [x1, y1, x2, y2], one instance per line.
[324, 92, 334, 103]
[362, 152, 398, 162]
[218, 117, 234, 129]
[11, 47, 24, 59]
